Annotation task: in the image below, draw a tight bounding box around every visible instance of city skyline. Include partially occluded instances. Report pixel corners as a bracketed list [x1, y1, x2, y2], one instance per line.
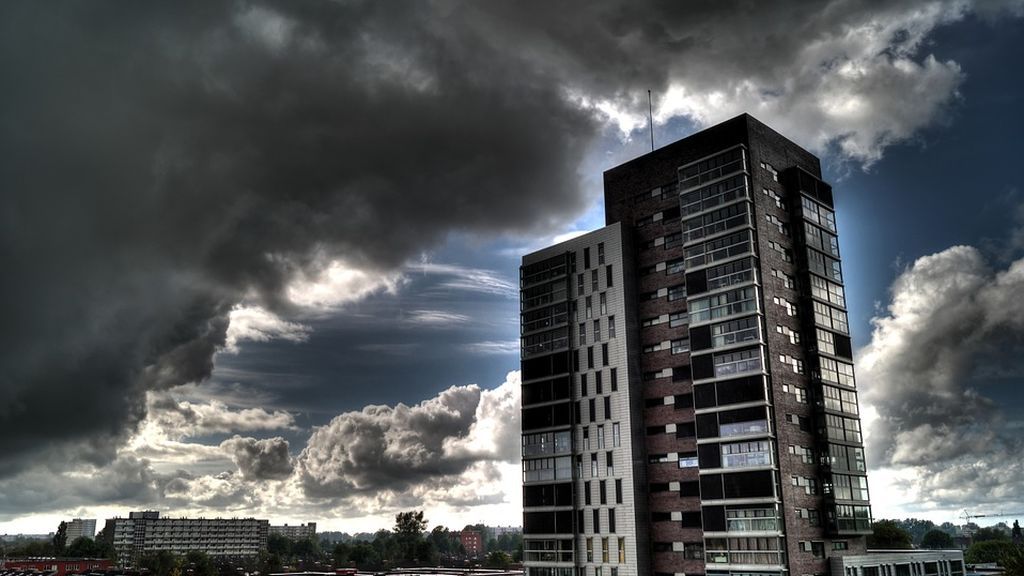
[2, 1, 1024, 537]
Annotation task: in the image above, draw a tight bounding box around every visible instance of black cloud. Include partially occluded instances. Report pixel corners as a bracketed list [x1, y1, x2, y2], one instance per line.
[1, 0, 1011, 477]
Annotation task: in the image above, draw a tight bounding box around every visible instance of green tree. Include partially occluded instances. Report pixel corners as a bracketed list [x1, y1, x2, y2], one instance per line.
[867, 520, 913, 549]
[257, 551, 283, 575]
[267, 533, 293, 557]
[966, 540, 1017, 564]
[974, 527, 1010, 542]
[415, 540, 438, 565]
[53, 521, 68, 555]
[395, 511, 428, 539]
[429, 526, 453, 556]
[332, 542, 352, 566]
[1001, 543, 1024, 576]
[65, 536, 102, 558]
[921, 529, 955, 549]
[394, 511, 429, 563]
[484, 550, 511, 569]
[183, 551, 217, 576]
[140, 550, 180, 576]
[349, 542, 381, 569]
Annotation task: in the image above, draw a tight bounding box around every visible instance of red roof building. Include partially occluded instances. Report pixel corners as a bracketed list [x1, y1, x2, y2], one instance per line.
[1, 558, 114, 576]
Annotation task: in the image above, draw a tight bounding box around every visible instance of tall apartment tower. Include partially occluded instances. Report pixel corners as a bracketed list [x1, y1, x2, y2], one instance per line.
[520, 114, 871, 576]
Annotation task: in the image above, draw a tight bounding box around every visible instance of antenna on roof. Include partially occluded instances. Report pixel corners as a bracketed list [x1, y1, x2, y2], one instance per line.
[648, 89, 655, 151]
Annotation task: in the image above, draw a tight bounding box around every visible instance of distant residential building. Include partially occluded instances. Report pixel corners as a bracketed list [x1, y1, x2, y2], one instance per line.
[491, 526, 522, 537]
[269, 523, 317, 540]
[460, 530, 483, 557]
[0, 557, 113, 576]
[833, 550, 965, 576]
[64, 519, 97, 541]
[109, 511, 268, 566]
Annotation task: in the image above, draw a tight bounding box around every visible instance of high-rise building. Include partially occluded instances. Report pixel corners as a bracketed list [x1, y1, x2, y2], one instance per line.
[64, 518, 97, 541]
[109, 511, 268, 566]
[520, 114, 876, 576]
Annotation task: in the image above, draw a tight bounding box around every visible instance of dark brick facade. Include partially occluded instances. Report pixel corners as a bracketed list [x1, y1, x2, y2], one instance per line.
[601, 114, 870, 576]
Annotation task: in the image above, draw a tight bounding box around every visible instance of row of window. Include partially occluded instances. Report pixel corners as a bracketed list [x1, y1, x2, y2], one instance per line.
[690, 286, 758, 324]
[641, 231, 684, 252]
[577, 317, 617, 345]
[578, 451, 617, 479]
[641, 311, 688, 328]
[683, 201, 751, 243]
[580, 367, 618, 396]
[522, 431, 572, 457]
[582, 478, 624, 506]
[576, 265, 615, 296]
[582, 536, 627, 565]
[577, 395, 614, 424]
[523, 456, 572, 482]
[642, 338, 690, 355]
[680, 173, 749, 216]
[581, 243, 606, 270]
[680, 147, 746, 191]
[684, 228, 754, 269]
[581, 423, 622, 451]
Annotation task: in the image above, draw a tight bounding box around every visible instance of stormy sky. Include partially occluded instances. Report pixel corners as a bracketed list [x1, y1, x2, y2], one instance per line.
[1, 0, 1023, 534]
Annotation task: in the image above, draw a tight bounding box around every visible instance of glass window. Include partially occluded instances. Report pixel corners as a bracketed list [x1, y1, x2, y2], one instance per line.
[597, 425, 605, 449]
[805, 223, 840, 258]
[669, 312, 688, 328]
[606, 265, 613, 287]
[807, 248, 843, 282]
[608, 316, 616, 338]
[684, 229, 754, 269]
[615, 479, 623, 504]
[690, 287, 757, 323]
[680, 173, 749, 215]
[598, 243, 605, 265]
[679, 147, 745, 190]
[802, 196, 837, 232]
[668, 284, 687, 301]
[612, 422, 620, 447]
[810, 274, 846, 307]
[671, 338, 690, 354]
[579, 323, 586, 346]
[618, 538, 626, 563]
[610, 367, 618, 391]
[713, 347, 762, 377]
[819, 357, 856, 387]
[721, 440, 773, 468]
[710, 315, 760, 348]
[599, 292, 607, 315]
[682, 201, 751, 242]
[705, 257, 756, 290]
[593, 319, 601, 342]
[813, 301, 848, 333]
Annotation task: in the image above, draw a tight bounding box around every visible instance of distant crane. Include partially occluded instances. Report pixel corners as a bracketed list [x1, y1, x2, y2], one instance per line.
[959, 509, 1024, 535]
[960, 509, 1024, 523]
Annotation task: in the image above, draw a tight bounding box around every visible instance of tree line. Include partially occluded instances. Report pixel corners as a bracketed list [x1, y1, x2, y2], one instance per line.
[868, 518, 1023, 574]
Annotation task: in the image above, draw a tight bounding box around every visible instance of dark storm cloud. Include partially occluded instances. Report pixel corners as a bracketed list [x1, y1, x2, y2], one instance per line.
[0, 1, 594, 473]
[1, 0, 1018, 478]
[858, 245, 1024, 509]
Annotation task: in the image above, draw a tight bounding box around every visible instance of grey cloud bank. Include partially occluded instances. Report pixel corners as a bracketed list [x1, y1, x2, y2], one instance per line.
[859, 245, 1024, 509]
